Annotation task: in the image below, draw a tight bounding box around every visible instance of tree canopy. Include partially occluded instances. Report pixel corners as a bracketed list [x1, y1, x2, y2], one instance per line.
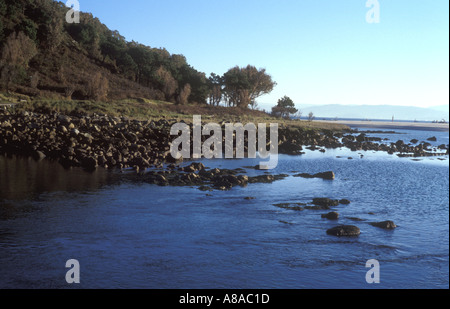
[221, 65, 276, 108]
[271, 96, 298, 119]
[0, 0, 275, 109]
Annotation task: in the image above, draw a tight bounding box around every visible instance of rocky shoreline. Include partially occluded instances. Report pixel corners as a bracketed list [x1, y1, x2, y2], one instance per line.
[0, 109, 446, 237]
[1, 109, 448, 173]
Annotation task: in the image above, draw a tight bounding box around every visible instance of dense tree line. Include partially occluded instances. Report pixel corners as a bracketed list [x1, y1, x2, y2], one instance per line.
[0, 0, 276, 108]
[206, 65, 276, 109]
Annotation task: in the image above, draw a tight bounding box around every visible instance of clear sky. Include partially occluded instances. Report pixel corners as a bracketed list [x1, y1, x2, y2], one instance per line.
[75, 0, 449, 110]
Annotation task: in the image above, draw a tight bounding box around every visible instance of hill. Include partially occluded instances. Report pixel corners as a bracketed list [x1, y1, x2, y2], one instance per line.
[0, 0, 209, 104]
[429, 104, 449, 113]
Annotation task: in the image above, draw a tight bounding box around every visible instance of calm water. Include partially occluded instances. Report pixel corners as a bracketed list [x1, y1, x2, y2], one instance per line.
[0, 127, 448, 289]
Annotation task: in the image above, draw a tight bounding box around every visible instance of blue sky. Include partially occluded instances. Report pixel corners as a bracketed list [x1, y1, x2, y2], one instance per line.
[76, 0, 449, 110]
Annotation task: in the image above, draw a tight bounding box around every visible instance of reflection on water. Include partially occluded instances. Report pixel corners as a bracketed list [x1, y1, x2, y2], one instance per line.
[0, 155, 118, 201]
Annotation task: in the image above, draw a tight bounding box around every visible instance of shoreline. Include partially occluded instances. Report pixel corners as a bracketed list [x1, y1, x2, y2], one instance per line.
[319, 120, 449, 132]
[1, 110, 448, 177]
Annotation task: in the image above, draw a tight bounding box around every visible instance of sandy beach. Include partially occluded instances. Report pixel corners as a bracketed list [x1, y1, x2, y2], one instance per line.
[320, 120, 449, 132]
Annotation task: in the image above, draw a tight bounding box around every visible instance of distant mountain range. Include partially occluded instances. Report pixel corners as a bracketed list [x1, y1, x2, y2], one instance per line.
[295, 104, 449, 122]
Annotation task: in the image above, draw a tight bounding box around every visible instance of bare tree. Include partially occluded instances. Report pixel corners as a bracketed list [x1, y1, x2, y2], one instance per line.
[308, 112, 315, 122]
[30, 72, 40, 89]
[88, 72, 109, 101]
[177, 83, 191, 105]
[0, 32, 37, 91]
[156, 66, 178, 102]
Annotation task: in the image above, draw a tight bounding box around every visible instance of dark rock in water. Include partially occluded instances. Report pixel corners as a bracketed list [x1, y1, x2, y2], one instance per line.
[294, 171, 335, 180]
[248, 174, 276, 183]
[395, 140, 405, 147]
[279, 141, 304, 155]
[427, 136, 437, 142]
[326, 225, 361, 237]
[183, 162, 205, 172]
[321, 212, 339, 220]
[273, 203, 305, 211]
[339, 199, 351, 205]
[370, 221, 397, 229]
[279, 220, 293, 225]
[312, 198, 340, 207]
[244, 197, 256, 200]
[305, 205, 331, 210]
[410, 139, 419, 144]
[346, 217, 365, 222]
[356, 133, 366, 142]
[314, 171, 335, 180]
[198, 185, 212, 192]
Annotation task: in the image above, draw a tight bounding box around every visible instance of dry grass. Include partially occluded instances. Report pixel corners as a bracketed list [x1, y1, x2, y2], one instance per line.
[6, 92, 349, 131]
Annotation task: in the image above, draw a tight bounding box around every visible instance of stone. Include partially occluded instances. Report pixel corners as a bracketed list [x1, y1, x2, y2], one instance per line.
[321, 212, 339, 220]
[370, 221, 397, 229]
[294, 171, 335, 180]
[315, 171, 335, 180]
[312, 198, 340, 207]
[273, 203, 305, 211]
[326, 225, 361, 237]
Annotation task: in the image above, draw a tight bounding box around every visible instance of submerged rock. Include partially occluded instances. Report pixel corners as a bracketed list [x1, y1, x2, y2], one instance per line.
[326, 225, 361, 237]
[294, 171, 335, 180]
[304, 205, 331, 210]
[273, 203, 305, 211]
[321, 212, 339, 220]
[370, 221, 397, 229]
[312, 198, 340, 207]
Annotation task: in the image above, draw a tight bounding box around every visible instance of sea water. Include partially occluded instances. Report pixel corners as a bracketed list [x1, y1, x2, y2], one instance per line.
[0, 127, 448, 289]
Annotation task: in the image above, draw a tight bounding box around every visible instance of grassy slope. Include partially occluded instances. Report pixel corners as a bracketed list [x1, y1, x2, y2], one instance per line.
[1, 91, 349, 131]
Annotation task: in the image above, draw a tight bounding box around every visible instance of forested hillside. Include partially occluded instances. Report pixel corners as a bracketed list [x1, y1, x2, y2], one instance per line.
[0, 0, 212, 104]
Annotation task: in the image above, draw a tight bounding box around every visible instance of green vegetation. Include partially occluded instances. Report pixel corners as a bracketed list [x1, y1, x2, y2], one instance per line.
[0, 0, 348, 133]
[271, 96, 298, 119]
[0, 0, 212, 104]
[0, 0, 277, 110]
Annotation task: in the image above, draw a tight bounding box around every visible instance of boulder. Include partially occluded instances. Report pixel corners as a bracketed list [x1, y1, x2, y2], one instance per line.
[198, 186, 212, 192]
[294, 171, 335, 180]
[314, 171, 335, 180]
[305, 205, 331, 210]
[273, 203, 305, 211]
[370, 221, 397, 229]
[339, 199, 351, 205]
[321, 212, 339, 220]
[312, 198, 340, 207]
[326, 225, 361, 237]
[248, 175, 275, 183]
[279, 141, 303, 154]
[427, 136, 437, 142]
